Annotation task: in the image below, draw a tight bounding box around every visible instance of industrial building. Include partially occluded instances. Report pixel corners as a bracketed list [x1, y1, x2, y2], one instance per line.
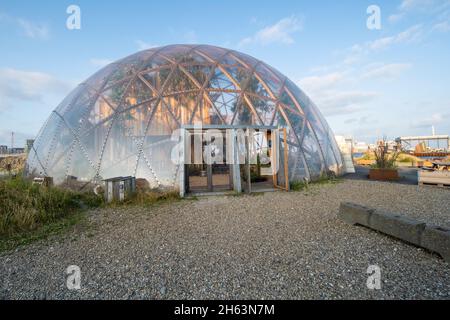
[0, 145, 7, 155]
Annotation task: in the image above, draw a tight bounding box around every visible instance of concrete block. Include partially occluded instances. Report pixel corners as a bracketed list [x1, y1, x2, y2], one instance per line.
[421, 225, 450, 263]
[338, 202, 449, 263]
[369, 210, 426, 246]
[338, 202, 373, 226]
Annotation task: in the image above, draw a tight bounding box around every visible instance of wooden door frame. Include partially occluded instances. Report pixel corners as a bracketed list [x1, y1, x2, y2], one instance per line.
[179, 125, 288, 196]
[273, 128, 289, 191]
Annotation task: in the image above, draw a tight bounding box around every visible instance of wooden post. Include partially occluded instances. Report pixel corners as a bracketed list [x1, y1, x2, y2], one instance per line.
[283, 128, 289, 191]
[207, 164, 213, 191]
[230, 129, 241, 193]
[179, 128, 186, 197]
[245, 130, 251, 193]
[272, 129, 278, 188]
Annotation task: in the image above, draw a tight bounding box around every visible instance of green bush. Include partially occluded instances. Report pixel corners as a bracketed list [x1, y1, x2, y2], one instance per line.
[372, 139, 400, 169]
[290, 180, 308, 191]
[108, 189, 180, 207]
[290, 172, 339, 191]
[0, 176, 103, 237]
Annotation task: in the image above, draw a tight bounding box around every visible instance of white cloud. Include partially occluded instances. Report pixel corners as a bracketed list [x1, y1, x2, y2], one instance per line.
[433, 20, 450, 31]
[368, 37, 396, 51]
[297, 72, 345, 92]
[301, 2, 449, 138]
[312, 90, 379, 116]
[397, 24, 424, 42]
[400, 0, 435, 11]
[389, 0, 435, 22]
[362, 63, 412, 80]
[389, 0, 450, 23]
[297, 72, 378, 117]
[344, 116, 372, 125]
[369, 25, 423, 51]
[411, 112, 450, 128]
[343, 19, 450, 65]
[298, 62, 410, 118]
[0, 13, 50, 40]
[89, 58, 113, 68]
[0, 68, 73, 108]
[342, 25, 423, 65]
[239, 16, 302, 46]
[389, 14, 405, 23]
[300, 27, 420, 120]
[17, 18, 49, 40]
[135, 40, 158, 51]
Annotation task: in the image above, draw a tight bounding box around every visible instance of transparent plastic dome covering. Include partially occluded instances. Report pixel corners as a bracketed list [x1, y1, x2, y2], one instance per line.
[26, 44, 343, 187]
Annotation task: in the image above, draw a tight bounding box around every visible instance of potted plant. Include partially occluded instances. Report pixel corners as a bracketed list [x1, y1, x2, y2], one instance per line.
[369, 138, 400, 181]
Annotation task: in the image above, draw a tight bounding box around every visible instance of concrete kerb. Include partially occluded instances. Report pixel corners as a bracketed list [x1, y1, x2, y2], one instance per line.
[337, 202, 374, 226]
[421, 225, 450, 263]
[339, 202, 450, 263]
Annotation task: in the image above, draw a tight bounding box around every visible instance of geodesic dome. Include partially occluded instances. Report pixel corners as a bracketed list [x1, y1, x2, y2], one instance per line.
[26, 44, 343, 187]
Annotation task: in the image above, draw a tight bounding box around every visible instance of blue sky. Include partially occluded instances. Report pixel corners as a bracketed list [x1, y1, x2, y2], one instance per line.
[1, 0, 449, 146]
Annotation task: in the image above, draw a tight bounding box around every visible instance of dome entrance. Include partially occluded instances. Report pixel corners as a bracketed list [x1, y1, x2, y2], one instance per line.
[179, 125, 289, 196]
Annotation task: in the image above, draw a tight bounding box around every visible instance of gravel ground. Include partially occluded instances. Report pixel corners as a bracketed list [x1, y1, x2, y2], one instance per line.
[0, 179, 449, 299]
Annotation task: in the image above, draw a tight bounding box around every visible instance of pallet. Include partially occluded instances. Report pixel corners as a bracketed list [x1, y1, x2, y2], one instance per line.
[418, 182, 450, 188]
[418, 170, 450, 188]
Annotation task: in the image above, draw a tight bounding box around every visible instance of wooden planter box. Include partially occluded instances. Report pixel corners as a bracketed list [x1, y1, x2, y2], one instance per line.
[369, 168, 399, 181]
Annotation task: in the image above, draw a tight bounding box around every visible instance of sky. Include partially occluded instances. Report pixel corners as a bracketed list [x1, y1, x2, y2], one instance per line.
[0, 0, 449, 147]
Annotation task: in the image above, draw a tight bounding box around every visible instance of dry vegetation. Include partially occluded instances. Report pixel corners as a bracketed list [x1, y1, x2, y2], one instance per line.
[0, 177, 103, 238]
[0, 175, 181, 252]
[0, 154, 26, 174]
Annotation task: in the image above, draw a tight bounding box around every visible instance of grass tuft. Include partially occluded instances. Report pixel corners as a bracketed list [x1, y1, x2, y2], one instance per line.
[107, 189, 181, 207]
[0, 177, 185, 252]
[0, 176, 103, 251]
[290, 173, 341, 191]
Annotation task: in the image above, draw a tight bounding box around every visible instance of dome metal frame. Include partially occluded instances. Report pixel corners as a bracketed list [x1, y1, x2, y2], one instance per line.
[26, 44, 343, 188]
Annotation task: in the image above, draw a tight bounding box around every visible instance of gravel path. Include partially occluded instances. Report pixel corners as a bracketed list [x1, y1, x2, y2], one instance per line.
[1, 179, 449, 299]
